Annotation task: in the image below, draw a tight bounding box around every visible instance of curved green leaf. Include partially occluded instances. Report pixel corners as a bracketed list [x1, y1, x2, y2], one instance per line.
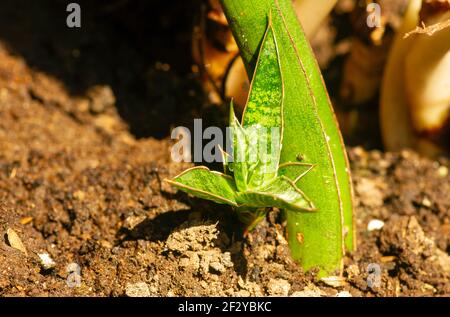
[166, 167, 238, 206]
[237, 176, 315, 212]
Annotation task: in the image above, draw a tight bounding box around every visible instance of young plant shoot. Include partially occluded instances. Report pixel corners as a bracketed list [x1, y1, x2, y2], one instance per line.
[169, 0, 355, 278]
[220, 0, 354, 278]
[167, 21, 316, 232]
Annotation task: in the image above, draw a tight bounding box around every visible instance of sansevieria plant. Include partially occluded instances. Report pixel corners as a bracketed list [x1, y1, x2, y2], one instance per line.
[168, 0, 354, 278]
[168, 19, 315, 231]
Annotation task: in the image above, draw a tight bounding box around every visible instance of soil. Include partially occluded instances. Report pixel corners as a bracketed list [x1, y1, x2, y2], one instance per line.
[0, 1, 449, 297]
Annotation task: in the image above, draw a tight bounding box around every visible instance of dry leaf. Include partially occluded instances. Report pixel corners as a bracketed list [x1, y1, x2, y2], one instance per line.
[6, 228, 28, 256]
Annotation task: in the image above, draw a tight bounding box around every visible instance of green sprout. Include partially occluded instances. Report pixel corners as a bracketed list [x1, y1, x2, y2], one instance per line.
[167, 22, 316, 232]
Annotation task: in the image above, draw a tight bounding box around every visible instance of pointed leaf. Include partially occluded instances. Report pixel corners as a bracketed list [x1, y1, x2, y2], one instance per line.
[240, 21, 283, 189]
[167, 167, 238, 206]
[218, 144, 232, 175]
[237, 176, 315, 212]
[228, 103, 250, 191]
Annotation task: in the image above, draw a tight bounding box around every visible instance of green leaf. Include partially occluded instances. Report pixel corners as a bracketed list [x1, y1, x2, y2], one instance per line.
[238, 21, 283, 190]
[166, 166, 238, 206]
[228, 102, 251, 192]
[218, 144, 232, 175]
[237, 176, 315, 212]
[229, 101, 282, 192]
[244, 124, 281, 189]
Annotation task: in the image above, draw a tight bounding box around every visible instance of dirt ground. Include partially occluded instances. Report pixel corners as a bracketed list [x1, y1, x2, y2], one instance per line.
[0, 1, 449, 297]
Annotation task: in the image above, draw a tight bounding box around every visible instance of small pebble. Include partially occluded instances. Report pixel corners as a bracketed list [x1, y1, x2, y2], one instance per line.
[367, 219, 385, 231]
[267, 278, 291, 296]
[38, 253, 56, 270]
[421, 197, 432, 208]
[125, 282, 150, 297]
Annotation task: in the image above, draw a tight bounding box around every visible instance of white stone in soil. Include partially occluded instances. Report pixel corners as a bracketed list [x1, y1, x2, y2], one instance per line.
[367, 219, 385, 231]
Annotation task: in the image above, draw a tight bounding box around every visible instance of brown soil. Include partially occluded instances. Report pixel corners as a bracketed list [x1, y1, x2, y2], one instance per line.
[0, 1, 449, 297]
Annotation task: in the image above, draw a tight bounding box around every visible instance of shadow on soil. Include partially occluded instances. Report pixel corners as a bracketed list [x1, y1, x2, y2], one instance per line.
[0, 0, 204, 139]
